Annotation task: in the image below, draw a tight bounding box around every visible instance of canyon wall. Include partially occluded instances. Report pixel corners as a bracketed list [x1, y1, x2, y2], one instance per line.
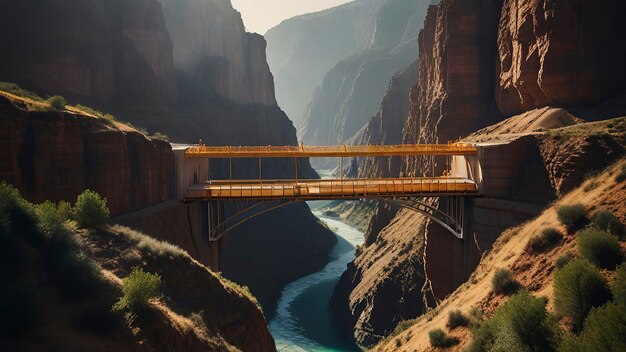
[160, 0, 276, 106]
[0, 0, 177, 107]
[331, 0, 626, 346]
[0, 96, 173, 216]
[266, 0, 384, 126]
[0, 0, 336, 319]
[300, 0, 432, 147]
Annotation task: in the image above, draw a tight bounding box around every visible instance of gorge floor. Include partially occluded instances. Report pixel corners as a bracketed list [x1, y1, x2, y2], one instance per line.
[269, 204, 364, 352]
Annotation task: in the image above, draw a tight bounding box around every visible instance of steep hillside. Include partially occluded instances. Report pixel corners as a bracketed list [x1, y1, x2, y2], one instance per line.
[265, 0, 384, 126]
[300, 0, 432, 147]
[375, 159, 626, 351]
[0, 183, 274, 351]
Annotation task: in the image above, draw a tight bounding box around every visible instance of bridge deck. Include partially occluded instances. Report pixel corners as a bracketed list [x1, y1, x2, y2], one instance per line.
[186, 177, 479, 200]
[185, 143, 477, 158]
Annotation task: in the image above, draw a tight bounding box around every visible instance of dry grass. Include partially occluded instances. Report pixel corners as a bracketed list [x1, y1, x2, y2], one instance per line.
[109, 225, 186, 258]
[374, 159, 626, 351]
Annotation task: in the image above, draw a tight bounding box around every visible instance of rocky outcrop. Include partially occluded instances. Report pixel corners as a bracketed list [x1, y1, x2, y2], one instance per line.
[496, 0, 626, 116]
[0, 0, 177, 107]
[300, 0, 432, 147]
[0, 96, 173, 216]
[266, 0, 385, 126]
[160, 0, 276, 106]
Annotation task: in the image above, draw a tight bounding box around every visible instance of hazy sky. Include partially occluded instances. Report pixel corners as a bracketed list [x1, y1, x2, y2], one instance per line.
[230, 0, 353, 34]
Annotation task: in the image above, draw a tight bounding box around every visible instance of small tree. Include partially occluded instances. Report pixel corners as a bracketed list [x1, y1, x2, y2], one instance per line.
[446, 310, 469, 329]
[577, 228, 623, 270]
[491, 268, 521, 295]
[612, 263, 626, 305]
[557, 204, 588, 233]
[113, 266, 161, 312]
[592, 210, 625, 239]
[561, 302, 626, 352]
[429, 328, 458, 348]
[47, 95, 67, 111]
[74, 190, 110, 229]
[554, 259, 611, 332]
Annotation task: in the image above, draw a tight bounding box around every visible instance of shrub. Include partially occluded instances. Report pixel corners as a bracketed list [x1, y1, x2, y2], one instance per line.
[0, 182, 41, 246]
[557, 204, 588, 232]
[429, 328, 458, 348]
[74, 190, 110, 229]
[35, 201, 70, 237]
[616, 163, 626, 183]
[47, 95, 67, 111]
[555, 252, 575, 269]
[0, 82, 44, 101]
[467, 291, 557, 352]
[113, 266, 161, 312]
[554, 259, 611, 332]
[491, 268, 521, 295]
[612, 263, 626, 305]
[150, 132, 169, 142]
[592, 210, 625, 238]
[577, 228, 623, 270]
[446, 310, 469, 329]
[559, 302, 626, 352]
[526, 227, 563, 253]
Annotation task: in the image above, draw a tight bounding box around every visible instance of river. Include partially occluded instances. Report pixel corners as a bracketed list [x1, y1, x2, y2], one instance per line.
[269, 201, 364, 352]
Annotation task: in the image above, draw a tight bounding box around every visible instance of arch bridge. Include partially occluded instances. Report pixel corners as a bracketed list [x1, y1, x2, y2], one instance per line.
[175, 143, 480, 271]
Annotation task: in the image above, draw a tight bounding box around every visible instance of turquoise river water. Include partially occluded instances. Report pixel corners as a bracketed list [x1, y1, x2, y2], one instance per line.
[269, 203, 364, 352]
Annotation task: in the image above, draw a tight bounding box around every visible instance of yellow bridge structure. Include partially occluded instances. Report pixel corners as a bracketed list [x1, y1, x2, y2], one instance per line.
[174, 143, 480, 270]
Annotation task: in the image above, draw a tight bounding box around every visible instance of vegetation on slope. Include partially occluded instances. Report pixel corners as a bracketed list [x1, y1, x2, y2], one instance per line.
[0, 182, 268, 351]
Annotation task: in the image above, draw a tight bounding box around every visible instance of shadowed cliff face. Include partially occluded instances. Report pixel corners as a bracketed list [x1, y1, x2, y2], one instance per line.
[331, 0, 626, 347]
[0, 96, 173, 217]
[160, 0, 276, 106]
[0, 0, 177, 107]
[300, 0, 432, 148]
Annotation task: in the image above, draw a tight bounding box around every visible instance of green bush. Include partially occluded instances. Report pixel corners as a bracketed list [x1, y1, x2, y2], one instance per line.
[429, 328, 458, 348]
[491, 268, 521, 295]
[0, 82, 44, 101]
[592, 210, 625, 238]
[526, 227, 563, 253]
[467, 291, 557, 352]
[577, 228, 623, 270]
[74, 190, 110, 229]
[35, 201, 71, 237]
[150, 132, 169, 142]
[612, 263, 626, 305]
[554, 259, 611, 332]
[446, 310, 469, 329]
[558, 302, 626, 352]
[113, 266, 161, 312]
[555, 252, 575, 269]
[47, 95, 67, 111]
[557, 204, 588, 233]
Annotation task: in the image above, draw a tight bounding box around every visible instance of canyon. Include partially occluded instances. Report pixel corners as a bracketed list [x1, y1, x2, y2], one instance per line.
[325, 0, 626, 347]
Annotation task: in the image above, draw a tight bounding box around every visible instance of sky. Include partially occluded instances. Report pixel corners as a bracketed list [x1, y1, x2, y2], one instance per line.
[230, 0, 353, 34]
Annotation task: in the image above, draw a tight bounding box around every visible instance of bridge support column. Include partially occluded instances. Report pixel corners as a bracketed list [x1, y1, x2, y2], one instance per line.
[205, 200, 224, 272]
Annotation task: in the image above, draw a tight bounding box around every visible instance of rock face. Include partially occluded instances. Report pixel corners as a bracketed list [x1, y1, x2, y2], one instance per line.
[496, 0, 626, 116]
[300, 0, 432, 147]
[331, 0, 626, 347]
[160, 0, 276, 106]
[0, 97, 173, 216]
[266, 0, 385, 126]
[0, 0, 177, 107]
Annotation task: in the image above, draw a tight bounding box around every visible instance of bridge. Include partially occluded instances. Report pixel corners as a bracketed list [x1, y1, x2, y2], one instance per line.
[175, 143, 480, 271]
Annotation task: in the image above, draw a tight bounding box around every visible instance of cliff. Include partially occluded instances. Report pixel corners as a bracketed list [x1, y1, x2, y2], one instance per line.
[160, 0, 276, 106]
[0, 0, 177, 107]
[265, 0, 385, 126]
[0, 95, 173, 216]
[300, 0, 432, 148]
[331, 0, 626, 347]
